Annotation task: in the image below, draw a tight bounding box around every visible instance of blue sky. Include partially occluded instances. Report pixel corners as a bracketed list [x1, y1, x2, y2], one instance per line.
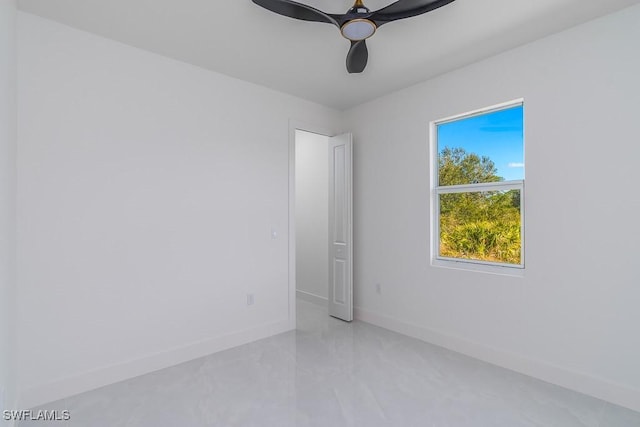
[437, 105, 524, 181]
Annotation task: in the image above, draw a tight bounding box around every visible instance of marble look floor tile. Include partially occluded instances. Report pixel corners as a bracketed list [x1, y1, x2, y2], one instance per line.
[20, 299, 640, 426]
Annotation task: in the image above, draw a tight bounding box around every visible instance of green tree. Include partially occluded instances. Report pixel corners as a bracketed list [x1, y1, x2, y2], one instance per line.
[438, 147, 502, 186]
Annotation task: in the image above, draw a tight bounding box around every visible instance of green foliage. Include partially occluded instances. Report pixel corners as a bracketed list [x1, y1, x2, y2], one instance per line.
[439, 147, 501, 186]
[438, 148, 521, 265]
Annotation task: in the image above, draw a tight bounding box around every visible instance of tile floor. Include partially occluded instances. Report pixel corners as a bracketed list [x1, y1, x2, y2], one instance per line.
[19, 299, 640, 426]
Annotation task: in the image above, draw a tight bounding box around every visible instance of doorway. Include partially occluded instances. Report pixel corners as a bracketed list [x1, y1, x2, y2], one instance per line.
[289, 126, 353, 326]
[295, 130, 330, 308]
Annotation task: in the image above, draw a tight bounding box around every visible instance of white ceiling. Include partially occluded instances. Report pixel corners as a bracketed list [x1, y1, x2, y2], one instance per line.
[17, 0, 640, 110]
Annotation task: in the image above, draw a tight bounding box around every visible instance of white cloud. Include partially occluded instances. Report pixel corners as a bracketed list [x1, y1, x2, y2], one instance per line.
[508, 162, 524, 168]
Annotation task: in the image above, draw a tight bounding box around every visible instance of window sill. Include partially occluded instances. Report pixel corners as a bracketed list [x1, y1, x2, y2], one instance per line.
[432, 258, 525, 277]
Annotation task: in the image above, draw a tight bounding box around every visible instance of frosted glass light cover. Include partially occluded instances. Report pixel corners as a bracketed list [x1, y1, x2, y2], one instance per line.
[341, 20, 376, 41]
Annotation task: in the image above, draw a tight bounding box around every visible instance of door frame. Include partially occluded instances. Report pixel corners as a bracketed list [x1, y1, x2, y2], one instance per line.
[288, 120, 334, 330]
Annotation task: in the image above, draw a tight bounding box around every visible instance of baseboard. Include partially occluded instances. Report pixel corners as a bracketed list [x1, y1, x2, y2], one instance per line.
[18, 319, 292, 409]
[354, 307, 640, 413]
[296, 289, 327, 307]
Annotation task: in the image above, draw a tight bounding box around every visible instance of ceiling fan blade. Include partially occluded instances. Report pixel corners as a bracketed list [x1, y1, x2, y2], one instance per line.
[252, 0, 338, 26]
[346, 40, 368, 74]
[371, 0, 455, 25]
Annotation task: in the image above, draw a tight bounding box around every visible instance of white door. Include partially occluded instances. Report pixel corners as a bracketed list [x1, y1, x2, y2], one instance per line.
[328, 133, 353, 321]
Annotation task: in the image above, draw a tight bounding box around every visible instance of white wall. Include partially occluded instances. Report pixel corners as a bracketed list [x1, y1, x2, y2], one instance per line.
[345, 4, 640, 412]
[0, 0, 17, 419]
[295, 130, 329, 303]
[16, 12, 339, 408]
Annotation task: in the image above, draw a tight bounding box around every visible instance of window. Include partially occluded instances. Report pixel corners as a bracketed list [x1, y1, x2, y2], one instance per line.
[431, 100, 524, 271]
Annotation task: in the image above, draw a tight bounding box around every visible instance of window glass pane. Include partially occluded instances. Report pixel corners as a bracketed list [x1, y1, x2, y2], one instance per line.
[437, 105, 524, 186]
[439, 189, 521, 265]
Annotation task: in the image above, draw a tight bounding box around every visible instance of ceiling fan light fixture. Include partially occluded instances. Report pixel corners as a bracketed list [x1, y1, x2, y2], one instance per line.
[341, 19, 376, 41]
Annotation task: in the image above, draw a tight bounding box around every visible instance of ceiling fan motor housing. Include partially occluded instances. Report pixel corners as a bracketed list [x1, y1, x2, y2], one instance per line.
[349, 0, 370, 14]
[342, 0, 377, 41]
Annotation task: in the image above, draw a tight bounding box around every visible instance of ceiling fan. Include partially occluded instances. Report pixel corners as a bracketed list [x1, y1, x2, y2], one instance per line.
[252, 0, 456, 73]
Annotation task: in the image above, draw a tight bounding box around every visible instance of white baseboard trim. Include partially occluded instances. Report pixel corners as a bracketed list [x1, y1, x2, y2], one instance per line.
[354, 307, 640, 413]
[296, 289, 327, 307]
[18, 319, 292, 409]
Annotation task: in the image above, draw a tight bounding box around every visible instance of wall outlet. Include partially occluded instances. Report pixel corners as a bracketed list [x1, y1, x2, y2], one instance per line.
[375, 283, 382, 295]
[246, 293, 254, 306]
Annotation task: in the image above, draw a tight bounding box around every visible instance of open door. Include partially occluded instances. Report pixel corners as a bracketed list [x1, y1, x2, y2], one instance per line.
[328, 133, 353, 321]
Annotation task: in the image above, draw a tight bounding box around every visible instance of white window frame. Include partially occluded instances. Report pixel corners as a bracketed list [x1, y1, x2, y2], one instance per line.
[430, 99, 525, 275]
